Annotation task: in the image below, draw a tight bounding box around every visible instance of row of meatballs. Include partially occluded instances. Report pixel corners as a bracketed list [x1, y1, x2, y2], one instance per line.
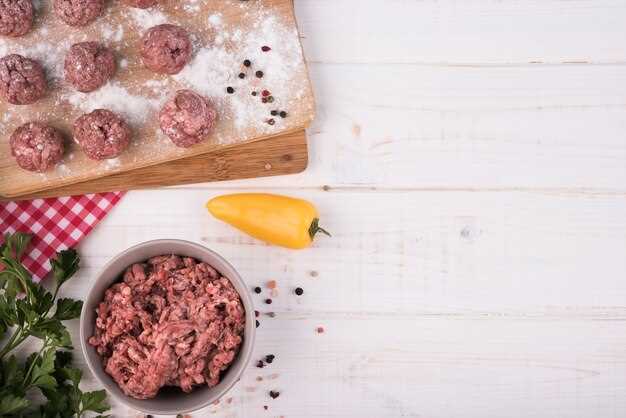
[3, 18, 216, 172]
[11, 89, 217, 172]
[2, 22, 193, 103]
[1, 0, 158, 38]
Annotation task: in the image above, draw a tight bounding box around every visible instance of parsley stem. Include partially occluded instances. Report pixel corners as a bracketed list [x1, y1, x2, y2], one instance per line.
[0, 326, 25, 359]
[23, 337, 49, 389]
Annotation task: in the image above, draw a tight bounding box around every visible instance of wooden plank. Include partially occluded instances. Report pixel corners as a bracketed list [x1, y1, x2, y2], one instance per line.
[9, 130, 308, 200]
[0, 0, 315, 196]
[296, 0, 626, 65]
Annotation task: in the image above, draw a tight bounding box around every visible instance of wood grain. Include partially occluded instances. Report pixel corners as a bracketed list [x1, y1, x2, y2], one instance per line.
[9, 130, 308, 200]
[0, 0, 315, 197]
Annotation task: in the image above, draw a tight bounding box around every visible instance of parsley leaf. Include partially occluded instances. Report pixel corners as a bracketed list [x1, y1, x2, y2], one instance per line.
[53, 299, 83, 321]
[0, 233, 110, 417]
[50, 249, 79, 291]
[0, 392, 30, 415]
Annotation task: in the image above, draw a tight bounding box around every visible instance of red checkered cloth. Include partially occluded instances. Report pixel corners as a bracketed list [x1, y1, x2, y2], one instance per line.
[0, 192, 124, 281]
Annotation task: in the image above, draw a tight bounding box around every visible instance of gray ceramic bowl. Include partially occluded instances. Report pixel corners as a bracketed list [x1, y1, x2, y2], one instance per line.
[79, 239, 256, 415]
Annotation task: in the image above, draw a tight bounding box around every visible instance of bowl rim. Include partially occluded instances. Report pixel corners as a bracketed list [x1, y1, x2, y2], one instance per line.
[79, 239, 256, 415]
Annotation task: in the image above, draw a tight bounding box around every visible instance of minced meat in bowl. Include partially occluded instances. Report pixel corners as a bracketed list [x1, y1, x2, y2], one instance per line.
[80, 240, 255, 414]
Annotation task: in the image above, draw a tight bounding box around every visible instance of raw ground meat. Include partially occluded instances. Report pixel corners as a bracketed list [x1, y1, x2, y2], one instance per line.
[54, 0, 104, 27]
[141, 24, 192, 75]
[159, 90, 217, 148]
[65, 41, 116, 92]
[126, 0, 157, 8]
[88, 255, 246, 400]
[10, 122, 64, 172]
[0, 0, 33, 37]
[73, 109, 131, 160]
[0, 54, 46, 105]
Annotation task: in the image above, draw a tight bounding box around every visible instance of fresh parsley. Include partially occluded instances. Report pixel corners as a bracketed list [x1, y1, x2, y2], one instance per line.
[0, 232, 110, 418]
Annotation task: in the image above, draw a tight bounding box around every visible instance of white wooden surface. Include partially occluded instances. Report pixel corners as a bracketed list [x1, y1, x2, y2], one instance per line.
[52, 1, 626, 417]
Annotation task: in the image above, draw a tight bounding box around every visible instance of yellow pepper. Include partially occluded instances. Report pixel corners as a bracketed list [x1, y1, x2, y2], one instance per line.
[206, 193, 331, 249]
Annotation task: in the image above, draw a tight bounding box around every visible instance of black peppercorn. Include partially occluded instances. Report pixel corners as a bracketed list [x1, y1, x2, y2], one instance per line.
[226, 86, 235, 94]
[267, 119, 275, 126]
[256, 70, 264, 78]
[271, 110, 278, 116]
[256, 320, 260, 328]
[280, 111, 288, 118]
[295, 287, 304, 296]
[269, 390, 280, 399]
[254, 286, 262, 294]
[256, 360, 265, 368]
[238, 72, 245, 79]
[251, 91, 257, 96]
[265, 298, 273, 304]
[265, 354, 275, 363]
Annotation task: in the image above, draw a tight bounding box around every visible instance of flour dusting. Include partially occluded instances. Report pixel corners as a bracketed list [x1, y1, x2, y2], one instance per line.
[64, 82, 163, 127]
[125, 8, 168, 31]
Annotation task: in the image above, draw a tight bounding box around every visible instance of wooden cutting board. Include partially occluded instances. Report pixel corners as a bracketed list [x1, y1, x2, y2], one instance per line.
[0, 0, 314, 197]
[8, 129, 308, 200]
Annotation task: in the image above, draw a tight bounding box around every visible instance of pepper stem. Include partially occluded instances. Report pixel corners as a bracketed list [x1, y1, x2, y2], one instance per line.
[309, 218, 332, 240]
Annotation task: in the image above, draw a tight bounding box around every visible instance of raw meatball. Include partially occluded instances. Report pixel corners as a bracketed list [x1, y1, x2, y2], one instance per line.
[74, 109, 131, 160]
[65, 42, 115, 92]
[126, 0, 157, 8]
[159, 90, 217, 148]
[0, 54, 46, 105]
[10, 122, 64, 172]
[141, 24, 191, 75]
[0, 0, 34, 37]
[54, 0, 104, 27]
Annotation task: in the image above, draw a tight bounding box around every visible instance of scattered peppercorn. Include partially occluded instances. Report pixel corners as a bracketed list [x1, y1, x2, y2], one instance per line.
[146, 415, 154, 418]
[226, 86, 235, 94]
[280, 111, 288, 118]
[269, 390, 280, 399]
[256, 70, 264, 78]
[251, 91, 257, 96]
[263, 406, 269, 410]
[262, 90, 270, 97]
[316, 326, 325, 334]
[262, 97, 268, 103]
[295, 287, 304, 296]
[254, 286, 262, 294]
[265, 298, 273, 304]
[255, 310, 260, 317]
[265, 354, 275, 363]
[238, 72, 245, 79]
[256, 360, 265, 368]
[267, 96, 275, 103]
[256, 320, 260, 328]
[262, 46, 272, 52]
[244, 59, 251, 67]
[271, 110, 278, 116]
[267, 119, 275, 126]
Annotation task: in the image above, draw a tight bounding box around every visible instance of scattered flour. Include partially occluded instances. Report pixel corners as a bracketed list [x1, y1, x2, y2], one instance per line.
[99, 23, 125, 43]
[175, 11, 303, 133]
[183, 0, 201, 13]
[208, 14, 223, 27]
[125, 8, 168, 31]
[64, 82, 163, 127]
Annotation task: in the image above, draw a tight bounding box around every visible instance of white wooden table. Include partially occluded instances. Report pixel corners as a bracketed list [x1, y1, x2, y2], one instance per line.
[63, 1, 626, 417]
